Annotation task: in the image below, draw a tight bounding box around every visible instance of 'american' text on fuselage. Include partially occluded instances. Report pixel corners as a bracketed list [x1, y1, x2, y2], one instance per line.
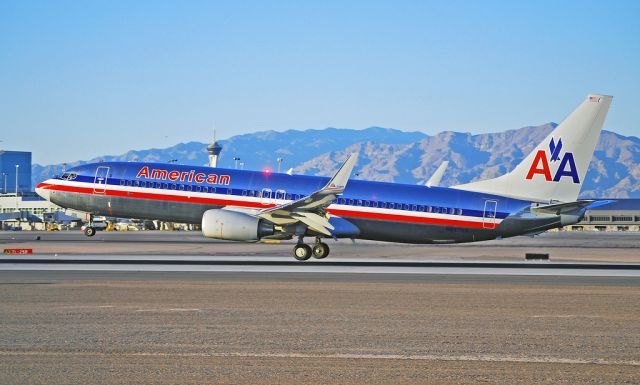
[135, 166, 231, 185]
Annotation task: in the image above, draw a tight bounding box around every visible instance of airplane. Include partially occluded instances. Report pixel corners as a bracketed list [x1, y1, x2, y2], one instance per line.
[36, 94, 612, 261]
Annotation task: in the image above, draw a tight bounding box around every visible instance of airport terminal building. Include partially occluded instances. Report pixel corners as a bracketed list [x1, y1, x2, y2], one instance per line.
[0, 150, 31, 194]
[571, 199, 640, 232]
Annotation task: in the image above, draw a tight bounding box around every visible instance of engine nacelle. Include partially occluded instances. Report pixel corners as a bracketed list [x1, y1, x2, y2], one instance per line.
[201, 209, 274, 241]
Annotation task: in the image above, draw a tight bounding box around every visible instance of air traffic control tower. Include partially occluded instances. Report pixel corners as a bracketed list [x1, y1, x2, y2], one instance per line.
[207, 130, 222, 168]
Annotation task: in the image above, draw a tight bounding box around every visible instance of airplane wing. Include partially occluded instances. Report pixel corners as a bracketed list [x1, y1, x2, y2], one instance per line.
[257, 153, 359, 236]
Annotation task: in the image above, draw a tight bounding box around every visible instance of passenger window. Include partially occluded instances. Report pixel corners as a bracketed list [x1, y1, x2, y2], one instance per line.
[140, 181, 146, 188]
[286, 193, 292, 200]
[227, 189, 232, 195]
[364, 201, 369, 207]
[195, 186, 201, 192]
[357, 200, 362, 206]
[127, 180, 133, 186]
[210, 187, 216, 193]
[372, 201, 377, 208]
[179, 185, 184, 191]
[418, 205, 424, 212]
[242, 190, 247, 196]
[187, 185, 192, 191]
[457, 209, 463, 215]
[171, 184, 176, 190]
[134, 180, 140, 187]
[120, 180, 125, 186]
[412, 205, 417, 211]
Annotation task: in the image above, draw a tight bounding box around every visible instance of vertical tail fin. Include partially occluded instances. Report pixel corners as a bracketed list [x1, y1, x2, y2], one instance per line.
[453, 94, 612, 202]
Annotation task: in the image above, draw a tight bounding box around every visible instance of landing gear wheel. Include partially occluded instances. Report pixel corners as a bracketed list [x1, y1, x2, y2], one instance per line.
[84, 226, 96, 237]
[312, 242, 330, 259]
[293, 244, 312, 261]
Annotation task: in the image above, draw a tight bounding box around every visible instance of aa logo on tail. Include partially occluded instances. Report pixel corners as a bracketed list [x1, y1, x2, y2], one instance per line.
[526, 137, 580, 183]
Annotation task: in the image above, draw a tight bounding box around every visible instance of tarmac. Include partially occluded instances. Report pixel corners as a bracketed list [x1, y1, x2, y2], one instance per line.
[0, 231, 639, 384]
[2, 230, 640, 262]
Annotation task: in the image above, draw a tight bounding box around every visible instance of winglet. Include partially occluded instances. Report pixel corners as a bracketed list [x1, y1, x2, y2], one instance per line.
[322, 152, 359, 194]
[426, 161, 449, 187]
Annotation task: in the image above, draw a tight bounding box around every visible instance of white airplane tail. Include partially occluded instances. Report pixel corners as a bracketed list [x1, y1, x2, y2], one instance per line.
[453, 94, 612, 203]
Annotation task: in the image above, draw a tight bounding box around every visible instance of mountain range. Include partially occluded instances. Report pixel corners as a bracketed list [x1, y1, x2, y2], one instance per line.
[32, 124, 640, 198]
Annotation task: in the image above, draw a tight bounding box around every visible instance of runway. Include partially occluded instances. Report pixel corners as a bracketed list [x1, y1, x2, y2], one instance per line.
[2, 254, 640, 278]
[1, 268, 639, 384]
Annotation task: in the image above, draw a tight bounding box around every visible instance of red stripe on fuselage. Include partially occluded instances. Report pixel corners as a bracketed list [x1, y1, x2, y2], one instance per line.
[327, 208, 486, 229]
[39, 182, 489, 229]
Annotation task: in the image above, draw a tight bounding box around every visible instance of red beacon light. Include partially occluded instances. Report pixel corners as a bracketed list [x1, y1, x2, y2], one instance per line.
[263, 167, 272, 175]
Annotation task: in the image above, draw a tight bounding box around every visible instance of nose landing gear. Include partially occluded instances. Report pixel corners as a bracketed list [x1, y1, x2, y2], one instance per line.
[84, 226, 96, 237]
[84, 214, 96, 237]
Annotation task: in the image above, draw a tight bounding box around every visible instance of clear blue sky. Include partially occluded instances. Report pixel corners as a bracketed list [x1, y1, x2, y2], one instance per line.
[1, 0, 639, 165]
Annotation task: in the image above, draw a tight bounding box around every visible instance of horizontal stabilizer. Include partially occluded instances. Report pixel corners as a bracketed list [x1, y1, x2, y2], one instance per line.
[531, 200, 595, 215]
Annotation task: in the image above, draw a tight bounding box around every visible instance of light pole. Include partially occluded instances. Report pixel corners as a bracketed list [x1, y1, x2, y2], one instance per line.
[233, 157, 240, 169]
[15, 164, 19, 196]
[276, 157, 283, 173]
[239, 162, 245, 170]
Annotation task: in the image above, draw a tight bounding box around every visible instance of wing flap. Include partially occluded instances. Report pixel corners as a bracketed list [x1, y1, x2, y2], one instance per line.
[257, 153, 359, 237]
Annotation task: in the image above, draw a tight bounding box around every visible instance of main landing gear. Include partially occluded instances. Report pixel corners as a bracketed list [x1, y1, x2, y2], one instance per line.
[292, 237, 330, 261]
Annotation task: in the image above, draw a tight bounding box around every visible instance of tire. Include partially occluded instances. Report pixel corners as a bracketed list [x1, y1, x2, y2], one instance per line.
[84, 227, 96, 237]
[312, 242, 330, 259]
[293, 244, 312, 261]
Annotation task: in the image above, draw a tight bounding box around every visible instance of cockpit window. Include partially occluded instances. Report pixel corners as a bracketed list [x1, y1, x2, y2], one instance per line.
[60, 172, 77, 181]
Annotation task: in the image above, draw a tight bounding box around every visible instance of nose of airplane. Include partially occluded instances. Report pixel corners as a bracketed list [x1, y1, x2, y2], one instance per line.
[35, 182, 52, 201]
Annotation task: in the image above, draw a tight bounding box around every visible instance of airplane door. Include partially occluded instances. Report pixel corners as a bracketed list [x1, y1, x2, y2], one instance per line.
[93, 166, 110, 194]
[483, 199, 498, 229]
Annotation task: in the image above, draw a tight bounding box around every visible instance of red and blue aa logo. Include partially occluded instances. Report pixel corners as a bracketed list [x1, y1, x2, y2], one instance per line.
[525, 138, 580, 183]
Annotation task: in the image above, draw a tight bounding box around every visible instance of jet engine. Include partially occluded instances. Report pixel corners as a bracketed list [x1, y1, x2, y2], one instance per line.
[201, 209, 274, 241]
